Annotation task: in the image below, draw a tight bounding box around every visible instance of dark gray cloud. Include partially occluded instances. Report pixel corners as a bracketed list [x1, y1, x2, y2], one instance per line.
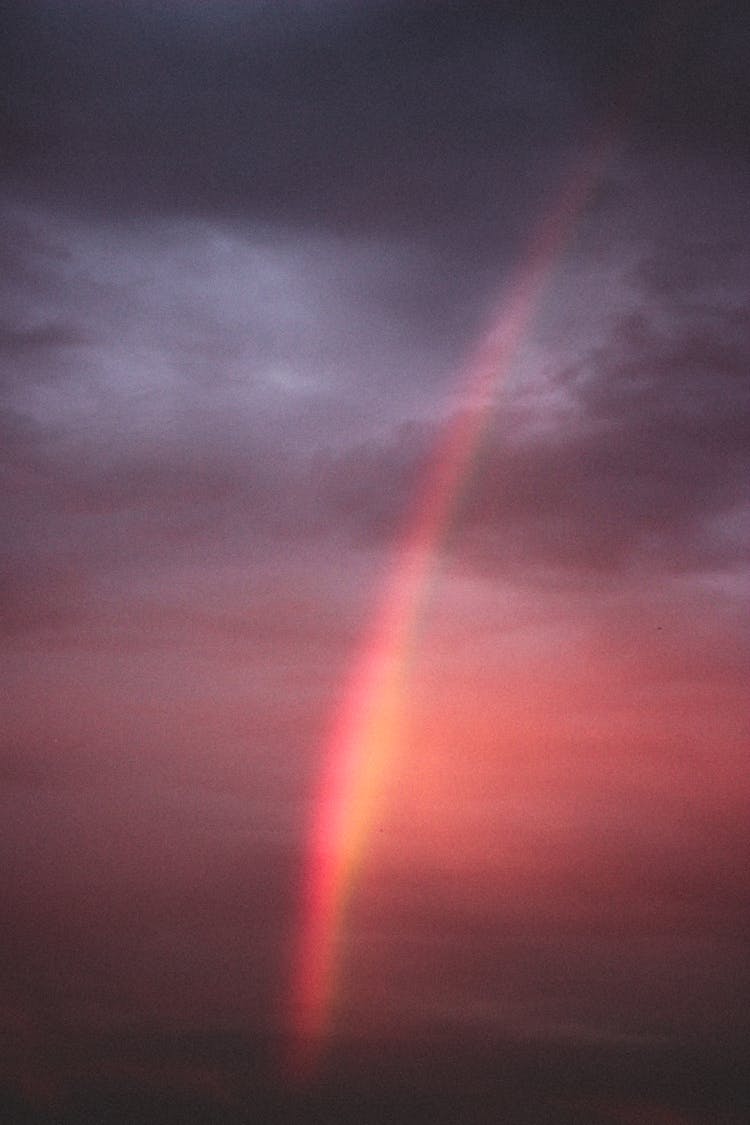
[3, 0, 747, 245]
[0, 2, 562, 235]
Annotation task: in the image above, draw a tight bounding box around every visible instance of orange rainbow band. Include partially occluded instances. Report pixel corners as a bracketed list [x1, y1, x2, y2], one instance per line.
[285, 135, 614, 1079]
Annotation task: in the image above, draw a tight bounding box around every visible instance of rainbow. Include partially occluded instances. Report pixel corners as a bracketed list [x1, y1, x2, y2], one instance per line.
[285, 137, 614, 1078]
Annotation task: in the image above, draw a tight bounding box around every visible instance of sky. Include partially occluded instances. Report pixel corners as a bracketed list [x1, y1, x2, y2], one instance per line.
[1, 1, 748, 1121]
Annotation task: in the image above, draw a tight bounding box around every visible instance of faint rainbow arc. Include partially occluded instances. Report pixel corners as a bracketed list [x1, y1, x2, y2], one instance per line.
[286, 137, 614, 1078]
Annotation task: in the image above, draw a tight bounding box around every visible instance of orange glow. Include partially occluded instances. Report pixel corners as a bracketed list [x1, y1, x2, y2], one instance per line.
[286, 136, 616, 1078]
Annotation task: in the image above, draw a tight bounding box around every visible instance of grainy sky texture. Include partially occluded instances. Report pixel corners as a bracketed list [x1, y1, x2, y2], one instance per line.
[1, 2, 749, 1122]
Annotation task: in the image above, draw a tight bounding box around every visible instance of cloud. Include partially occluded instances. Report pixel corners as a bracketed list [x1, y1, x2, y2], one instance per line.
[5, 0, 745, 248]
[0, 321, 85, 357]
[305, 259, 749, 579]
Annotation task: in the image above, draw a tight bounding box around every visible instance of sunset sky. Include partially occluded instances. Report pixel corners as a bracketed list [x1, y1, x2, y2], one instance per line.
[1, 2, 748, 1122]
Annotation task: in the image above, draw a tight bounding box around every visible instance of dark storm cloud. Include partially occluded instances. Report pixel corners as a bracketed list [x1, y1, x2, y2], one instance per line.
[0, 1, 570, 231]
[3, 0, 747, 244]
